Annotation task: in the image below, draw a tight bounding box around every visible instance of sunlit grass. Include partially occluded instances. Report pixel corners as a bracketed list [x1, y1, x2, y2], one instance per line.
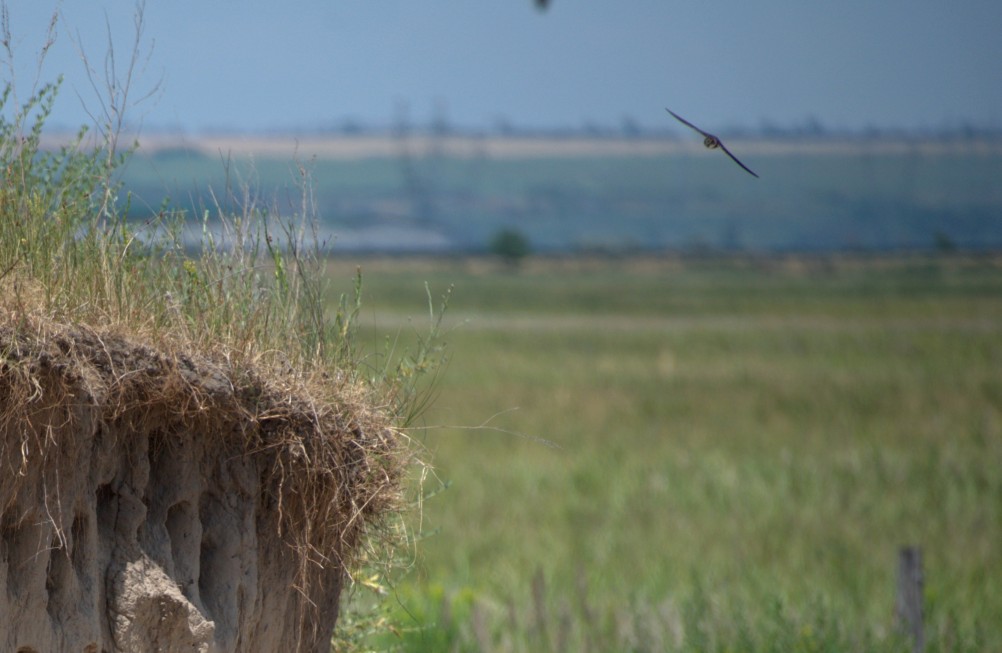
[334, 254, 1002, 652]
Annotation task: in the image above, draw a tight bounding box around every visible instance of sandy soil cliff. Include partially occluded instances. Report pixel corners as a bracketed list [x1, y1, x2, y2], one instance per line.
[0, 321, 400, 653]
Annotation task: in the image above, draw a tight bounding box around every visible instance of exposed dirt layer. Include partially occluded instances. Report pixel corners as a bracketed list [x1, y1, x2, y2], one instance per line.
[0, 319, 400, 652]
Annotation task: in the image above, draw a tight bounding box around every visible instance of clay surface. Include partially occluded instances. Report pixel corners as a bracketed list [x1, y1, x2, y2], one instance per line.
[1, 325, 393, 652]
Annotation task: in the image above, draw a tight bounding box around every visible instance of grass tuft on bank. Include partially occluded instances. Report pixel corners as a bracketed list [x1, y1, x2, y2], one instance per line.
[1, 76, 437, 650]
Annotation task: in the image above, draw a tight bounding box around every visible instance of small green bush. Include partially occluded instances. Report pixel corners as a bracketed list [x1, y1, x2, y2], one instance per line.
[489, 227, 531, 268]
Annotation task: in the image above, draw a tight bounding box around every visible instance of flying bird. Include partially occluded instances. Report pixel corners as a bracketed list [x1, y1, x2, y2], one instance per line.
[666, 108, 759, 178]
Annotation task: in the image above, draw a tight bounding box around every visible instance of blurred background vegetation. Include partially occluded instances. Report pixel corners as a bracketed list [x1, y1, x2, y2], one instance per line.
[118, 135, 1002, 256]
[329, 254, 1001, 652]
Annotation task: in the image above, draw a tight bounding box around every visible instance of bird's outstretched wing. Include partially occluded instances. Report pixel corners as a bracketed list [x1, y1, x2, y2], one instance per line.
[717, 141, 759, 178]
[665, 108, 712, 139]
[665, 108, 759, 178]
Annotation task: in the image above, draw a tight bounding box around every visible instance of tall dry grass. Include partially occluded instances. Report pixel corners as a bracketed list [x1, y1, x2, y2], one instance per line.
[0, 9, 445, 649]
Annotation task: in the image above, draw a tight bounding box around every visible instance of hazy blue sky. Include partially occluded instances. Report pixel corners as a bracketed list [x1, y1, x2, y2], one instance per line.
[4, 0, 1001, 134]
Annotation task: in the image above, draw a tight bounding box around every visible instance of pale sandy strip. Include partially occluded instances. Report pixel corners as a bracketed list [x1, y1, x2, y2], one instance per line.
[165, 135, 1002, 160]
[42, 133, 1002, 160]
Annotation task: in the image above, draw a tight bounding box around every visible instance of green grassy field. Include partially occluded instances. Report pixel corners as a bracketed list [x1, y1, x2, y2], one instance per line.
[330, 254, 1001, 652]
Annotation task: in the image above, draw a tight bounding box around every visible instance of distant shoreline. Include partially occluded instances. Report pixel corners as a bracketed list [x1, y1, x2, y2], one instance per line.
[41, 132, 1002, 160]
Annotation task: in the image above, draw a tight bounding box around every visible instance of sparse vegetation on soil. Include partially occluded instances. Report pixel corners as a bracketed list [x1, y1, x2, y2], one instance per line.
[0, 64, 424, 652]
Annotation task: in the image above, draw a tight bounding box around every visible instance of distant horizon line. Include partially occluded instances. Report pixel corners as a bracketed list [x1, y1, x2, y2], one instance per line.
[39, 119, 1002, 142]
[36, 130, 1002, 162]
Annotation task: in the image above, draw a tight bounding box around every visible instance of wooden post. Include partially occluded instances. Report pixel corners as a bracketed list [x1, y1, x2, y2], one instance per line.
[895, 546, 925, 653]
